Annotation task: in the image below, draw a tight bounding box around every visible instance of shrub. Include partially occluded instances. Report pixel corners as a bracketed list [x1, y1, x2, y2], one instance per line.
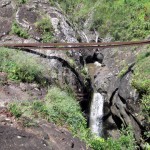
[0, 48, 47, 83]
[90, 126, 137, 150]
[11, 22, 29, 39]
[54, 0, 150, 41]
[132, 47, 150, 145]
[142, 95, 150, 123]
[35, 17, 54, 42]
[132, 50, 150, 94]
[16, 0, 28, 4]
[9, 103, 22, 118]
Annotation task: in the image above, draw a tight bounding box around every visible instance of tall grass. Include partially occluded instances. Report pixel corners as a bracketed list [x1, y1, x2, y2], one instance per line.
[0, 48, 47, 83]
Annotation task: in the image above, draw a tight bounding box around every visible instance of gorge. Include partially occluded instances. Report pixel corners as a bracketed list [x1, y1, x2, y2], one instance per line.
[0, 0, 150, 150]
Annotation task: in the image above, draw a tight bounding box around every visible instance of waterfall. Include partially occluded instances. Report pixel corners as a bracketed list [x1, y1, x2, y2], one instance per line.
[90, 92, 104, 136]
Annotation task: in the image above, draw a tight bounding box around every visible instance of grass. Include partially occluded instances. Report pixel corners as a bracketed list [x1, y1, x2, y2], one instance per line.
[118, 63, 129, 78]
[53, 0, 150, 41]
[9, 103, 22, 118]
[11, 22, 29, 39]
[90, 126, 137, 150]
[132, 49, 150, 94]
[132, 47, 150, 146]
[35, 17, 54, 43]
[0, 48, 48, 84]
[9, 87, 89, 138]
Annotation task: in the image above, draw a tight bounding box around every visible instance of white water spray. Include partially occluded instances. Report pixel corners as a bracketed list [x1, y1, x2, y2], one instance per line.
[90, 93, 104, 136]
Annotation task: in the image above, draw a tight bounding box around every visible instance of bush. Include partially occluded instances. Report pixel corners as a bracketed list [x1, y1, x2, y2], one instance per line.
[93, 0, 150, 41]
[54, 0, 150, 41]
[132, 47, 150, 144]
[132, 50, 150, 94]
[11, 22, 29, 38]
[35, 17, 54, 42]
[90, 126, 137, 150]
[142, 95, 150, 123]
[9, 103, 22, 118]
[32, 87, 88, 137]
[16, 0, 28, 4]
[0, 48, 47, 83]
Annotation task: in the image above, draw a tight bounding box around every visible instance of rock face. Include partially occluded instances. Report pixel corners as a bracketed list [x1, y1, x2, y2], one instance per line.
[91, 47, 146, 143]
[0, 107, 90, 150]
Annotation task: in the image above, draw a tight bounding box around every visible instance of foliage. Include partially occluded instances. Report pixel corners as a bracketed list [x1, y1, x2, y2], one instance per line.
[91, 127, 137, 150]
[132, 49, 150, 94]
[93, 0, 150, 41]
[0, 48, 47, 83]
[35, 17, 54, 42]
[11, 22, 29, 38]
[81, 66, 88, 76]
[9, 103, 22, 118]
[16, 0, 28, 4]
[118, 64, 129, 78]
[68, 58, 76, 67]
[141, 95, 150, 122]
[132, 47, 150, 145]
[53, 0, 150, 41]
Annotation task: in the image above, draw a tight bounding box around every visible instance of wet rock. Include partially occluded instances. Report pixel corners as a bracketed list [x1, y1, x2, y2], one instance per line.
[91, 45, 145, 142]
[93, 51, 104, 64]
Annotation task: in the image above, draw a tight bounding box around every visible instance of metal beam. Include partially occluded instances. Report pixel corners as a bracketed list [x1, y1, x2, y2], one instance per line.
[0, 39, 150, 50]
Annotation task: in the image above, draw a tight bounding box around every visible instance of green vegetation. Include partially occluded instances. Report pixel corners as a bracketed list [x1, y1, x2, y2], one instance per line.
[35, 17, 54, 43]
[68, 58, 76, 67]
[52, 0, 150, 41]
[81, 66, 88, 77]
[118, 63, 129, 78]
[9, 87, 137, 150]
[16, 0, 28, 4]
[91, 126, 137, 150]
[9, 103, 22, 118]
[132, 47, 150, 145]
[11, 22, 29, 39]
[142, 95, 150, 123]
[0, 48, 47, 83]
[132, 49, 150, 94]
[9, 87, 89, 138]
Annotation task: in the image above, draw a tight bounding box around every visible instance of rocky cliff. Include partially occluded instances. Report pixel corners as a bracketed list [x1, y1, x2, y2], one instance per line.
[0, 0, 149, 149]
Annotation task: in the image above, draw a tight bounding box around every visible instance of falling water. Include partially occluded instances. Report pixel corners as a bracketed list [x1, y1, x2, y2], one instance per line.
[90, 92, 104, 136]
